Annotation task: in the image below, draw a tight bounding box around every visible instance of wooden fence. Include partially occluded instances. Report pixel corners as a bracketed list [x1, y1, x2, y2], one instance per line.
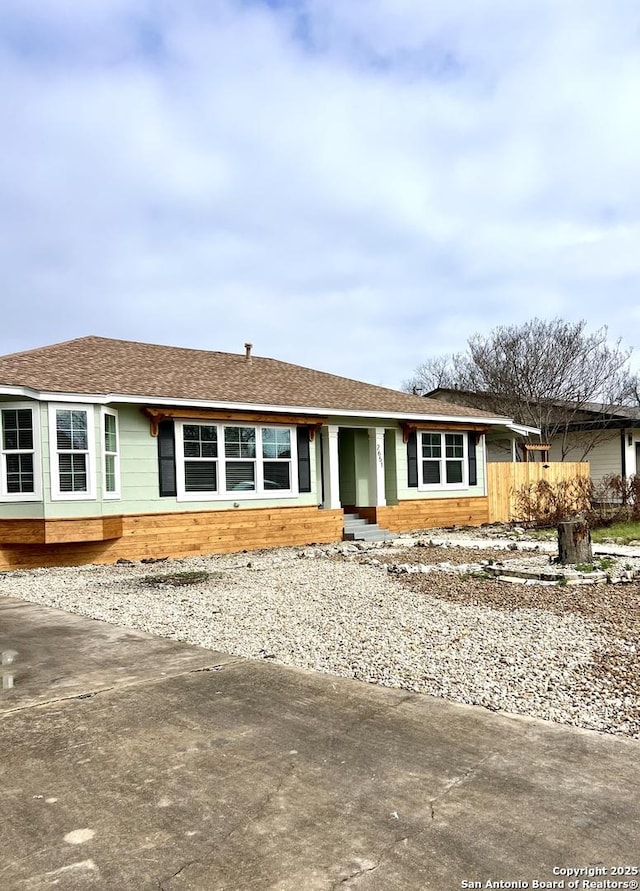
[486, 462, 590, 523]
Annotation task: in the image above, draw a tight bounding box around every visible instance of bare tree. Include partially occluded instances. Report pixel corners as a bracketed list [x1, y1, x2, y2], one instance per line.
[402, 354, 466, 395]
[624, 372, 640, 407]
[405, 319, 636, 460]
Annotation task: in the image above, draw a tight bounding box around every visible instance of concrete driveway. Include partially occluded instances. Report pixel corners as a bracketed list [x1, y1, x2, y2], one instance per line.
[1, 596, 639, 891]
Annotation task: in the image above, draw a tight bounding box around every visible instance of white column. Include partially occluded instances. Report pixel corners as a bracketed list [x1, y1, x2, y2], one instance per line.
[368, 428, 386, 506]
[482, 434, 488, 496]
[321, 425, 341, 509]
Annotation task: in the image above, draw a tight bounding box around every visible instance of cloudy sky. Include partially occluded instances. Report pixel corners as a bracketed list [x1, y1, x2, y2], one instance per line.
[2, 1, 640, 389]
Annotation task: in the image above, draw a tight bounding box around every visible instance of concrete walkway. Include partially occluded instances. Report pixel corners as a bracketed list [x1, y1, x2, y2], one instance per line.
[1, 596, 639, 890]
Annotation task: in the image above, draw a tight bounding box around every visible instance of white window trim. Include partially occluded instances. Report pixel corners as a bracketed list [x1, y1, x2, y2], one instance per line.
[48, 404, 96, 501]
[0, 402, 42, 502]
[101, 407, 121, 499]
[418, 431, 468, 491]
[175, 421, 299, 502]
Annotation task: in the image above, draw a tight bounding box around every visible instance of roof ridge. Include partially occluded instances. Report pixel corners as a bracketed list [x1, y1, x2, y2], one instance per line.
[0, 335, 247, 362]
[0, 336, 510, 421]
[0, 335, 105, 361]
[1, 338, 448, 392]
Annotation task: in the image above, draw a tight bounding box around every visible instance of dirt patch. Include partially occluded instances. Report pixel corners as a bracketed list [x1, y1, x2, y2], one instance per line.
[397, 571, 640, 635]
[368, 545, 520, 567]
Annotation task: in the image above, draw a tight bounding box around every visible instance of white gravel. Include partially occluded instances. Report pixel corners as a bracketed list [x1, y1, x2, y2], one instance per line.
[1, 541, 637, 739]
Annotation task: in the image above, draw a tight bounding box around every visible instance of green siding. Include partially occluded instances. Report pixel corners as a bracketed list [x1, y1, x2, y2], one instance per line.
[354, 430, 370, 505]
[338, 430, 356, 505]
[384, 429, 398, 505]
[393, 428, 486, 501]
[1, 400, 488, 519]
[114, 405, 321, 514]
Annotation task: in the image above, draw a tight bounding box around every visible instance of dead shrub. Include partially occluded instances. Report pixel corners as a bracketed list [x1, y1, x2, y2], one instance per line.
[513, 473, 640, 528]
[589, 474, 640, 525]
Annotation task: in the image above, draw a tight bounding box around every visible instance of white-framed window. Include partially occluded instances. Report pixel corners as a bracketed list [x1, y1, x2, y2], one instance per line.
[419, 431, 467, 489]
[0, 402, 41, 502]
[102, 408, 120, 498]
[176, 422, 297, 500]
[183, 423, 218, 493]
[49, 404, 96, 500]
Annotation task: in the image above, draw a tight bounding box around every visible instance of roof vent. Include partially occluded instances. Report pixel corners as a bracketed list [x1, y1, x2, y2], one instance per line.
[244, 342, 253, 364]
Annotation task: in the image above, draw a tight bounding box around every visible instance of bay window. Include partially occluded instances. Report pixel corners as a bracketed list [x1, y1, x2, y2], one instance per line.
[176, 422, 297, 499]
[0, 403, 41, 501]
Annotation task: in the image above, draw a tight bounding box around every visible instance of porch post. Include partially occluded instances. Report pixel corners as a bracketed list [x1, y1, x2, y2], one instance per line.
[321, 425, 341, 509]
[368, 428, 386, 507]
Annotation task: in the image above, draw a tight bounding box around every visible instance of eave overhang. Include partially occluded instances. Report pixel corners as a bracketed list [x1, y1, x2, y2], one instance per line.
[0, 385, 516, 428]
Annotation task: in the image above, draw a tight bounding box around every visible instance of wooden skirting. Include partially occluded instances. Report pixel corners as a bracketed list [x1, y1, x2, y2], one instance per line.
[0, 506, 344, 571]
[0, 519, 46, 545]
[0, 516, 123, 545]
[358, 497, 490, 532]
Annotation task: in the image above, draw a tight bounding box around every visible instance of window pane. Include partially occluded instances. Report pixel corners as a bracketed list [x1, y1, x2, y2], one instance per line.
[185, 461, 217, 492]
[71, 411, 88, 450]
[6, 454, 34, 493]
[59, 453, 87, 492]
[224, 427, 256, 458]
[262, 428, 290, 459]
[2, 411, 16, 449]
[104, 414, 117, 452]
[183, 425, 217, 459]
[57, 409, 88, 451]
[184, 441, 200, 458]
[445, 434, 464, 458]
[2, 409, 33, 451]
[422, 461, 440, 484]
[264, 461, 290, 490]
[226, 461, 255, 490]
[183, 425, 200, 441]
[105, 454, 116, 492]
[446, 461, 463, 484]
[56, 410, 72, 449]
[422, 434, 441, 458]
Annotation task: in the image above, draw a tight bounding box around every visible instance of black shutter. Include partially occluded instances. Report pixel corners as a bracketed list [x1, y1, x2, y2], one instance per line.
[297, 427, 311, 493]
[468, 432, 477, 486]
[407, 430, 418, 487]
[158, 420, 177, 497]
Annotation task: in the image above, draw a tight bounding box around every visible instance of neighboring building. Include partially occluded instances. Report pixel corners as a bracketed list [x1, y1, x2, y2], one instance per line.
[427, 387, 640, 483]
[1, 337, 528, 570]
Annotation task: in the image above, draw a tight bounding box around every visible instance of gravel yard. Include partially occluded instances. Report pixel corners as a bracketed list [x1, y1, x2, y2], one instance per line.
[1, 532, 638, 739]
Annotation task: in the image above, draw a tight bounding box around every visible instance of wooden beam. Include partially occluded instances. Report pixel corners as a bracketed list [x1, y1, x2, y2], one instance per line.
[142, 407, 327, 438]
[400, 421, 490, 443]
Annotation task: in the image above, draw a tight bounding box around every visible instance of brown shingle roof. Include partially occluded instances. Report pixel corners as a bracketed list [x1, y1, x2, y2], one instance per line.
[0, 336, 505, 420]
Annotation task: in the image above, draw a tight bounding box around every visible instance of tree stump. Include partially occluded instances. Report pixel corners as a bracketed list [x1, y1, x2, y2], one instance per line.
[557, 519, 593, 565]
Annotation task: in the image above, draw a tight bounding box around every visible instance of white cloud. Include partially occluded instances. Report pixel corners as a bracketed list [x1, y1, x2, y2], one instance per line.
[1, 0, 640, 384]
